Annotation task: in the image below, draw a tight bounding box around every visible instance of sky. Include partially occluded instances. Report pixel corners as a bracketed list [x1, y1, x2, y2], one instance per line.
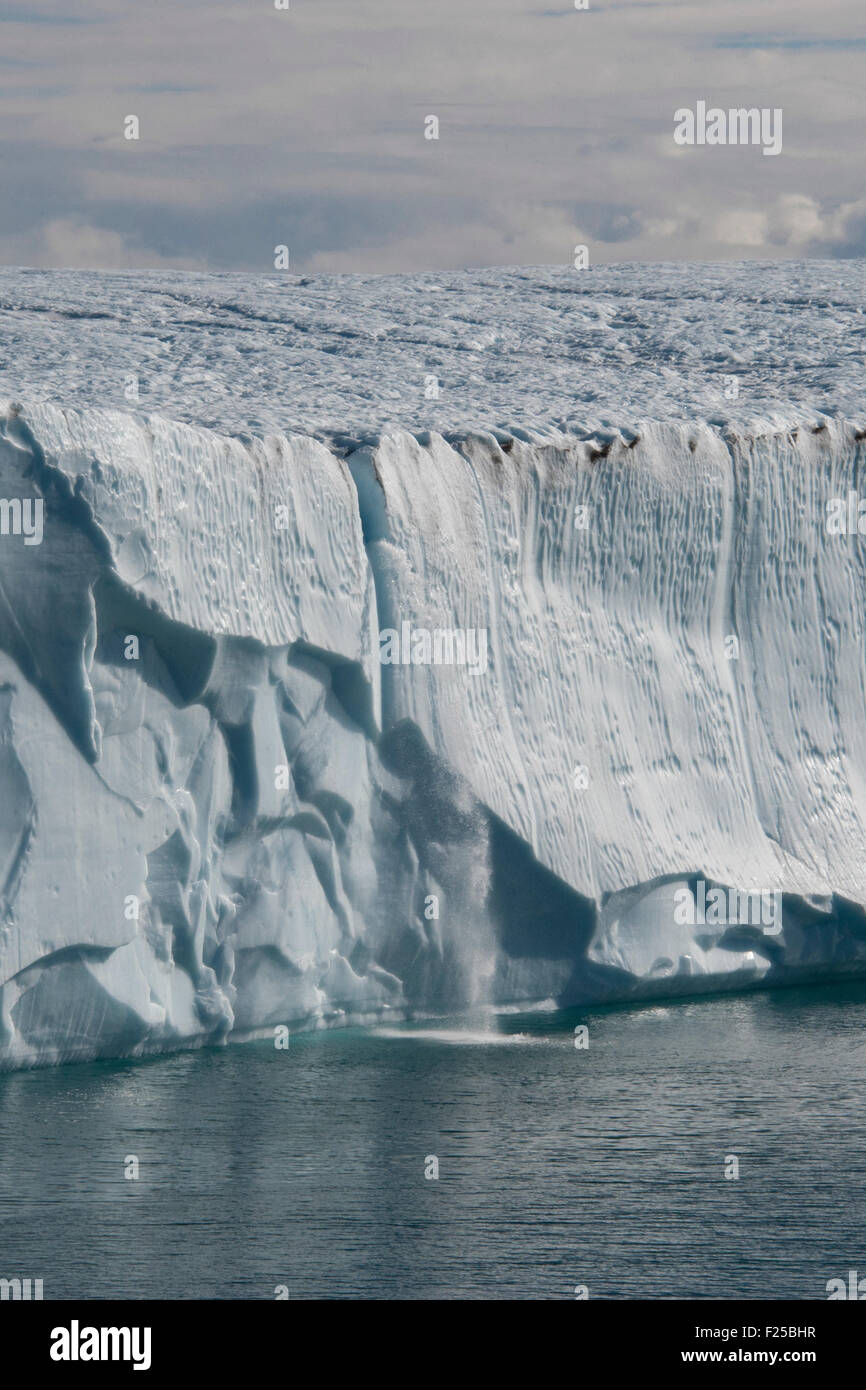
[0, 0, 863, 273]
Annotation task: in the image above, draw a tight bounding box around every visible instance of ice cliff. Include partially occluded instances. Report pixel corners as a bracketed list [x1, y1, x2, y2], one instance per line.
[0, 261, 865, 1068]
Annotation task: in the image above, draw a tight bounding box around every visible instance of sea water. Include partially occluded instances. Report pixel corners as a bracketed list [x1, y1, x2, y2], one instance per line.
[1, 983, 865, 1300]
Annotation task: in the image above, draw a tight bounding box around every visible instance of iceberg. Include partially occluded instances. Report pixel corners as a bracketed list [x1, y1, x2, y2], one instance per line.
[1, 260, 865, 1069]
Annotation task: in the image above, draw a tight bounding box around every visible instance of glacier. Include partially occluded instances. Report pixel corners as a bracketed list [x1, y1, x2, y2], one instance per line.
[0, 260, 865, 1069]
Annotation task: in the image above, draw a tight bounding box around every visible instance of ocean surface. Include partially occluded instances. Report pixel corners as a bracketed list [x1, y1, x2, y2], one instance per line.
[2, 982, 865, 1301]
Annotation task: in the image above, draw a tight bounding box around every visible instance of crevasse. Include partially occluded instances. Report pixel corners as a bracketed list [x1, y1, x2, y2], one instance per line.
[1, 400, 865, 1069]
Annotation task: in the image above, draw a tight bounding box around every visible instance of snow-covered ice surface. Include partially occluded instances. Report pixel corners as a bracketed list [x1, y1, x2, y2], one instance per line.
[0, 260, 865, 1069]
[0, 260, 864, 438]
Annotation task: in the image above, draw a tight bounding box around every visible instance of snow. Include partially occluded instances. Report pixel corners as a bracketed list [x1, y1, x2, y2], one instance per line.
[0, 260, 865, 1069]
[0, 260, 863, 440]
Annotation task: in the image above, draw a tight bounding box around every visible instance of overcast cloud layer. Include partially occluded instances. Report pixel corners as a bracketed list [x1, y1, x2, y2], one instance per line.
[0, 0, 864, 272]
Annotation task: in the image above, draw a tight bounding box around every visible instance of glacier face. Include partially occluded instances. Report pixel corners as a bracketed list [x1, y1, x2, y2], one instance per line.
[1, 263, 865, 1068]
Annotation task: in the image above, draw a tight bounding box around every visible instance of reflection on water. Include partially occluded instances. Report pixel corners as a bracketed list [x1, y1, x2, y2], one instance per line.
[1, 982, 865, 1299]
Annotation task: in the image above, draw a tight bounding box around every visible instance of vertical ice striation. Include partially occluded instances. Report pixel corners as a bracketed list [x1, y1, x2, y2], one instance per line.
[1, 373, 866, 1067]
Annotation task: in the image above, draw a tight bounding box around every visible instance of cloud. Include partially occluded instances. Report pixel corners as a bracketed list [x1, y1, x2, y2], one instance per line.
[0, 0, 861, 272]
[710, 209, 769, 248]
[305, 203, 589, 273]
[0, 217, 199, 270]
[611, 193, 866, 261]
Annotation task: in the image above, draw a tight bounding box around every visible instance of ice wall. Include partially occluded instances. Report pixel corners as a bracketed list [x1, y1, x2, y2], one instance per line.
[2, 398, 866, 1069]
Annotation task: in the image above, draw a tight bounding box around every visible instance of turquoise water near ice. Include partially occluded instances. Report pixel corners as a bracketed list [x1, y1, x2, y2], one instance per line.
[1, 983, 865, 1300]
